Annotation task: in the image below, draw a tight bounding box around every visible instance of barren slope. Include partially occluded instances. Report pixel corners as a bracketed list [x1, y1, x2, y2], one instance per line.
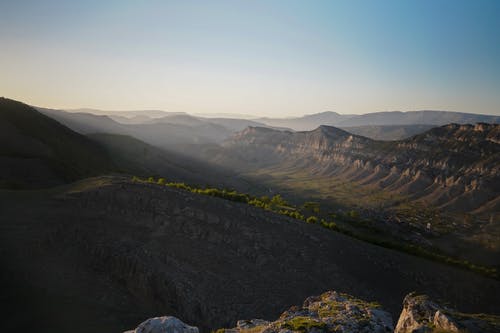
[1, 176, 499, 333]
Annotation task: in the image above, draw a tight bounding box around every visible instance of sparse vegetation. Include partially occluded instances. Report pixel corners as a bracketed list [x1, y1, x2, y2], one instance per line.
[306, 216, 318, 224]
[281, 316, 326, 332]
[302, 201, 320, 214]
[131, 176, 499, 280]
[212, 329, 226, 333]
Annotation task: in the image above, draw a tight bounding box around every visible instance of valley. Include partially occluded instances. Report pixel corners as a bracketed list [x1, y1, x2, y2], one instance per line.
[0, 97, 499, 333]
[204, 124, 500, 267]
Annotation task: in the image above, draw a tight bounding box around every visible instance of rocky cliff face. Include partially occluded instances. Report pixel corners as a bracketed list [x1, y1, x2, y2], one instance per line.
[126, 291, 500, 333]
[216, 124, 500, 216]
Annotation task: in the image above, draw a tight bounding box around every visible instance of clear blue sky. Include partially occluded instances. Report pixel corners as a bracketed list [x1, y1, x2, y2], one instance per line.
[1, 0, 499, 116]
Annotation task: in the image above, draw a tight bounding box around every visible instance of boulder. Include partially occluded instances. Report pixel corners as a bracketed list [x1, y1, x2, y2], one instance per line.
[125, 316, 199, 333]
[395, 292, 500, 333]
[215, 290, 393, 333]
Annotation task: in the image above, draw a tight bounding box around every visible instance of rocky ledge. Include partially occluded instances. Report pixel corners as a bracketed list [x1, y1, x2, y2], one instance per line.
[125, 291, 500, 333]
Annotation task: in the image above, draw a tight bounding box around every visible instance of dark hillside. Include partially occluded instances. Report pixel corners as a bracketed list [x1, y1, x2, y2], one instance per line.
[1, 176, 499, 333]
[89, 133, 255, 190]
[0, 98, 116, 188]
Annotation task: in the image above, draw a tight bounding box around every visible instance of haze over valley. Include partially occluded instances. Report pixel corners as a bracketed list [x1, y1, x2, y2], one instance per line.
[1, 1, 500, 333]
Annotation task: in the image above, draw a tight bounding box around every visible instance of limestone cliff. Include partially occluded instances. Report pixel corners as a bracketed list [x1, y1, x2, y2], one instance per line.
[216, 124, 500, 216]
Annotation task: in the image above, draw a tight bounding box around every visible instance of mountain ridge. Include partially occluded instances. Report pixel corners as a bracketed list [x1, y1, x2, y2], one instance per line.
[219, 123, 500, 215]
[0, 98, 117, 188]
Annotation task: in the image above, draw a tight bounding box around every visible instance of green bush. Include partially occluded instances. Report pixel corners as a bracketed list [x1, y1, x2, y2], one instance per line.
[260, 195, 271, 204]
[270, 194, 288, 207]
[306, 216, 318, 224]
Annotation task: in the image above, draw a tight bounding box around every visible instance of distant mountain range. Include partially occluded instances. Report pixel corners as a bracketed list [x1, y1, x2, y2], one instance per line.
[256, 110, 500, 131]
[0, 98, 249, 189]
[256, 111, 354, 131]
[36, 108, 281, 151]
[65, 108, 182, 118]
[336, 110, 500, 127]
[47, 106, 500, 141]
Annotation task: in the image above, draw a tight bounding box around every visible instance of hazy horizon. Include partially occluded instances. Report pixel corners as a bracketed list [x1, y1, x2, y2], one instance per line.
[28, 102, 500, 119]
[2, 0, 500, 117]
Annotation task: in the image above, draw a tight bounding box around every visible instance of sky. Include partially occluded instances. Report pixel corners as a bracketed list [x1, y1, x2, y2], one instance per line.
[1, 0, 500, 117]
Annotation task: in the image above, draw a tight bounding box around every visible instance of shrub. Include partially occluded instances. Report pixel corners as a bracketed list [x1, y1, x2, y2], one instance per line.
[303, 201, 320, 213]
[260, 195, 271, 203]
[306, 216, 318, 224]
[347, 210, 359, 219]
[270, 194, 288, 207]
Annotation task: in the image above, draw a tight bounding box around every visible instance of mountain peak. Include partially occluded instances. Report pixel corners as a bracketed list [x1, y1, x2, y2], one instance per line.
[313, 124, 351, 136]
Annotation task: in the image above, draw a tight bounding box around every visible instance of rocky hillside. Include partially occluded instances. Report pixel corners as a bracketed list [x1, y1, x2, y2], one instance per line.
[215, 124, 500, 217]
[1, 176, 500, 333]
[125, 291, 500, 333]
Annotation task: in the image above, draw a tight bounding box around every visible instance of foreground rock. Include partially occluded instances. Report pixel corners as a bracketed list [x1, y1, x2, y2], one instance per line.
[125, 316, 199, 333]
[395, 292, 500, 333]
[126, 291, 500, 333]
[214, 291, 392, 333]
[123, 291, 393, 333]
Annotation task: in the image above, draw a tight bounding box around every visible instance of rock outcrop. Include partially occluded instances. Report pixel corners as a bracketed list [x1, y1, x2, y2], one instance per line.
[395, 292, 500, 333]
[219, 291, 394, 333]
[125, 316, 199, 333]
[126, 292, 500, 333]
[126, 291, 393, 333]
